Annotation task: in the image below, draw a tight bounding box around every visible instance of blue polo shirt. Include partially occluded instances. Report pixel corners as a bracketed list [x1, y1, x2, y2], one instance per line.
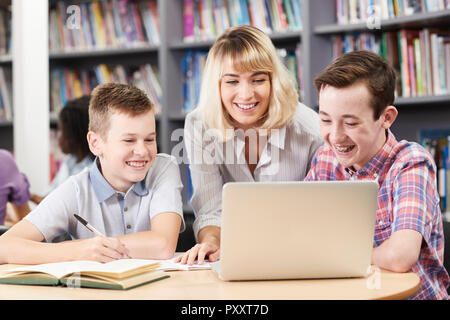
[26, 154, 185, 242]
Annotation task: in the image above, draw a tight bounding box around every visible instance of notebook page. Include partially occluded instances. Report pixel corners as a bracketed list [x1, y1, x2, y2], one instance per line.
[3, 260, 101, 279]
[157, 258, 211, 271]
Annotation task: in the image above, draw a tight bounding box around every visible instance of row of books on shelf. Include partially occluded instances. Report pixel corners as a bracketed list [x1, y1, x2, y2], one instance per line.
[336, 0, 450, 25]
[183, 0, 302, 42]
[0, 67, 11, 122]
[420, 129, 450, 213]
[50, 63, 162, 116]
[333, 28, 450, 98]
[181, 44, 303, 113]
[49, 0, 160, 53]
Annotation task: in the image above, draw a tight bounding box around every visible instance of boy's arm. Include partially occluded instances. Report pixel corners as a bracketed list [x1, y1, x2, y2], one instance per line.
[371, 229, 422, 272]
[0, 220, 129, 264]
[115, 212, 182, 260]
[372, 155, 438, 273]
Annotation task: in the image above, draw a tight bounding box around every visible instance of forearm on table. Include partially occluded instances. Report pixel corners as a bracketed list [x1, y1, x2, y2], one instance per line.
[371, 230, 422, 273]
[0, 236, 81, 265]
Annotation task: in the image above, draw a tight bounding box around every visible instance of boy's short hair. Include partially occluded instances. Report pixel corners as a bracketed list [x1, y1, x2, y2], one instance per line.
[314, 50, 396, 120]
[89, 83, 153, 138]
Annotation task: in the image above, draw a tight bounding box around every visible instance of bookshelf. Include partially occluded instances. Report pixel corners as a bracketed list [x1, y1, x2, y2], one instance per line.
[0, 0, 10, 151]
[2, 0, 448, 246]
[305, 1, 450, 142]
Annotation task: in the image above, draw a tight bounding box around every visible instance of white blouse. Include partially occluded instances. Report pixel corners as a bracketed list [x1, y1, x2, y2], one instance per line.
[184, 103, 323, 240]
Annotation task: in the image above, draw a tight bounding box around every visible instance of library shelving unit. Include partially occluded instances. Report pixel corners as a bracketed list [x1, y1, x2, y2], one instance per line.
[0, 0, 11, 151]
[304, 1, 450, 141]
[6, 0, 449, 248]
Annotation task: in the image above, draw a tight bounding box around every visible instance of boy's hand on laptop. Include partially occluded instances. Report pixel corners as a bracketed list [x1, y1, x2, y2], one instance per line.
[74, 236, 131, 263]
[175, 242, 220, 265]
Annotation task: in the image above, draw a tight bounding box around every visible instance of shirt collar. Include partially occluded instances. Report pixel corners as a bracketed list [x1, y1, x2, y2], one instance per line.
[234, 126, 287, 154]
[345, 129, 397, 179]
[89, 157, 149, 203]
[267, 126, 286, 150]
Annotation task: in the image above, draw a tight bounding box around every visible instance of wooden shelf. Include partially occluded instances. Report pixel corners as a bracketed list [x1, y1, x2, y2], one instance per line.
[0, 119, 12, 127]
[49, 45, 159, 59]
[170, 30, 302, 50]
[0, 54, 11, 64]
[394, 94, 450, 106]
[314, 9, 450, 34]
[169, 113, 188, 121]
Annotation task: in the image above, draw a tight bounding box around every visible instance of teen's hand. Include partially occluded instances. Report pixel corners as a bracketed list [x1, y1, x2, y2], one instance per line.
[175, 241, 220, 265]
[73, 236, 130, 263]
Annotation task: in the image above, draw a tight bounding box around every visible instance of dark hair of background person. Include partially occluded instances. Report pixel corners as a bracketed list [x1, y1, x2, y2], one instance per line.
[58, 96, 94, 160]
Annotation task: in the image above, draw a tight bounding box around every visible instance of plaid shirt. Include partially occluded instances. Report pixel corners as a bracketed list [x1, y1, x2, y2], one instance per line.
[305, 130, 449, 300]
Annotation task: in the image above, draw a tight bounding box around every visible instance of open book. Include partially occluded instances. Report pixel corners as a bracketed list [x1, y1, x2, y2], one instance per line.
[0, 259, 168, 290]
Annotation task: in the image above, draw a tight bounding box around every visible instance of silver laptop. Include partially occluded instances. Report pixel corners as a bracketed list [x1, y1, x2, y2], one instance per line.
[212, 180, 378, 281]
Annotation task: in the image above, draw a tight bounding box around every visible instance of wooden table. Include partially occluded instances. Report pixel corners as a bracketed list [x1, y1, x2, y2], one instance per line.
[0, 264, 420, 300]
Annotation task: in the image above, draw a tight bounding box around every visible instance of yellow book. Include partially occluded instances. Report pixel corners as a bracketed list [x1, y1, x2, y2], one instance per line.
[0, 259, 168, 290]
[73, 73, 83, 98]
[91, 1, 106, 47]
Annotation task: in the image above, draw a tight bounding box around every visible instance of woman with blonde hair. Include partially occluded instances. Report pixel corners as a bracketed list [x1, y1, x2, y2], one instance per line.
[177, 25, 322, 264]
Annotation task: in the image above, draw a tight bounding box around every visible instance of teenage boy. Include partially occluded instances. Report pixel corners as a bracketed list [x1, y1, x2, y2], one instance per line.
[0, 83, 184, 264]
[305, 50, 449, 299]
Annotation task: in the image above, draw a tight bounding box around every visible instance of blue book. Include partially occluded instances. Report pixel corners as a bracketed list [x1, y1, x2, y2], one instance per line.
[81, 3, 93, 48]
[58, 69, 67, 107]
[263, 0, 273, 31]
[239, 0, 251, 25]
[290, 0, 302, 29]
[181, 53, 189, 112]
[86, 3, 97, 46]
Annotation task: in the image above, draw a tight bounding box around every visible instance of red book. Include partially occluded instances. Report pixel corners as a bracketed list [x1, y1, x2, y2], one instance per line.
[275, 0, 288, 30]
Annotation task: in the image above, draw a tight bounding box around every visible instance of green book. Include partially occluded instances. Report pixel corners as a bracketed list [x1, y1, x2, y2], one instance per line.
[413, 37, 423, 95]
[0, 259, 169, 290]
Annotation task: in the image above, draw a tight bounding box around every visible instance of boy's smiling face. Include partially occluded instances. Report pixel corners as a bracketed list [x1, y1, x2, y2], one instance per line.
[318, 82, 397, 171]
[88, 109, 157, 192]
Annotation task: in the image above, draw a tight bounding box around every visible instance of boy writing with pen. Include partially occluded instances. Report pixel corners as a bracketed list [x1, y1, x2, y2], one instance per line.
[0, 83, 185, 264]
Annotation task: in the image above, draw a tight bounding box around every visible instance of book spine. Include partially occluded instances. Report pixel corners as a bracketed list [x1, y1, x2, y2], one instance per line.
[147, 1, 160, 44]
[408, 40, 417, 96]
[445, 42, 450, 93]
[282, 0, 295, 29]
[274, 0, 288, 30]
[399, 30, 411, 97]
[290, 0, 302, 29]
[413, 37, 423, 95]
[437, 36, 447, 94]
[184, 0, 195, 42]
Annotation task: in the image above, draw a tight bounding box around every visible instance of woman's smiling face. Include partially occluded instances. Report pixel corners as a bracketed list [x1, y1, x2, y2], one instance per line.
[220, 60, 271, 130]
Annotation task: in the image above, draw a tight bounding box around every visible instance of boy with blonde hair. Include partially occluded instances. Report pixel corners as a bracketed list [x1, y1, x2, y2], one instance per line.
[0, 83, 184, 264]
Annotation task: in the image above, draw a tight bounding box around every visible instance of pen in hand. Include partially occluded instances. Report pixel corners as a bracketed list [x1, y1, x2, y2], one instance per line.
[74, 214, 105, 237]
[74, 214, 131, 259]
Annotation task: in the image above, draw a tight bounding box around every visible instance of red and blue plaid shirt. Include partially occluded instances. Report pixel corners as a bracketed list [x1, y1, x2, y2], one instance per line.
[305, 130, 449, 300]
